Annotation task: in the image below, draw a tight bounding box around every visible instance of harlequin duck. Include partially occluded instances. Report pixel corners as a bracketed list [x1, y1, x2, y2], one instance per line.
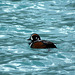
[28, 33, 57, 48]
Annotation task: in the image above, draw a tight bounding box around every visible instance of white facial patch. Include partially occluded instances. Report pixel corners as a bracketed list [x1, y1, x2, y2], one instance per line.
[31, 36, 33, 40]
[37, 38, 40, 40]
[36, 37, 37, 40]
[36, 37, 40, 40]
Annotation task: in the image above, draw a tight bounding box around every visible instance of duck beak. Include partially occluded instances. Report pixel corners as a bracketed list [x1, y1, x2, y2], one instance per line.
[27, 38, 31, 40]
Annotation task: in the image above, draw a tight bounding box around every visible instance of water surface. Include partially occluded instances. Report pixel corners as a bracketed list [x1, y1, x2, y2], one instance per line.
[0, 0, 75, 75]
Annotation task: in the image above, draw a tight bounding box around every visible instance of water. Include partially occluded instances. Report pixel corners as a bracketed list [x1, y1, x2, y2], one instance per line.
[0, 0, 75, 75]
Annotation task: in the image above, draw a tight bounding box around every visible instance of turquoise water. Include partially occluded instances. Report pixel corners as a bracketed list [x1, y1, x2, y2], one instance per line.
[0, 0, 75, 75]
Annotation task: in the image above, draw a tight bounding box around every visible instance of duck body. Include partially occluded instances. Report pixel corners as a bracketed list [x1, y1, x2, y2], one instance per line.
[28, 34, 57, 49]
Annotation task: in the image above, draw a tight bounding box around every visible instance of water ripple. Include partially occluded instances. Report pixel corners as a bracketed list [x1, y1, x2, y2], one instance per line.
[0, 0, 75, 75]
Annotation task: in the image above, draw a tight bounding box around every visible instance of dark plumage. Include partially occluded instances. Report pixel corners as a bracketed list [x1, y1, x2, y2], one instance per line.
[28, 33, 57, 48]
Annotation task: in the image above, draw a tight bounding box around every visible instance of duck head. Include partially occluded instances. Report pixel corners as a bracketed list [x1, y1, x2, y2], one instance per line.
[28, 33, 41, 42]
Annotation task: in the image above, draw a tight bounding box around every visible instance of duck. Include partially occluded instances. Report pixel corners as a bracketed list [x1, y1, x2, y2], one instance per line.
[28, 33, 57, 48]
